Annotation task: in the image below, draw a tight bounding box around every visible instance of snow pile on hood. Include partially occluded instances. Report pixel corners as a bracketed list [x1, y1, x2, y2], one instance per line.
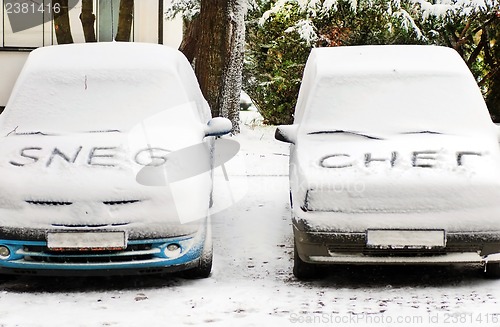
[293, 134, 500, 213]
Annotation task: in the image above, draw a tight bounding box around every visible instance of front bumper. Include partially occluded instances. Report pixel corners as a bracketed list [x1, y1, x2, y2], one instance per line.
[0, 223, 208, 276]
[294, 224, 500, 265]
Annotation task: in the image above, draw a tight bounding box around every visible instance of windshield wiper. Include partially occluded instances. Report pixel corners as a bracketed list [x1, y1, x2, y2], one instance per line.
[308, 130, 383, 140]
[402, 131, 443, 135]
[85, 129, 121, 134]
[5, 127, 122, 137]
[5, 127, 51, 137]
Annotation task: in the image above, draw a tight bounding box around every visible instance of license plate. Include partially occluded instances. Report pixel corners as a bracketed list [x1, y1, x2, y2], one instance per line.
[366, 230, 445, 248]
[47, 232, 126, 251]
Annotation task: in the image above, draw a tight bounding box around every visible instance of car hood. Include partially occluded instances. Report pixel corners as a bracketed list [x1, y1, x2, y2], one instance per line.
[0, 131, 211, 228]
[291, 133, 500, 214]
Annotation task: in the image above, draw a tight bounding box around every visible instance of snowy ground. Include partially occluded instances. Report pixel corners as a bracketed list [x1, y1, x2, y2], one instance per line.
[0, 112, 499, 326]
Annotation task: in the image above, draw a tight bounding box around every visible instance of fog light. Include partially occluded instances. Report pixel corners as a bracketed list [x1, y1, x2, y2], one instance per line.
[164, 243, 181, 258]
[167, 244, 180, 252]
[0, 246, 10, 260]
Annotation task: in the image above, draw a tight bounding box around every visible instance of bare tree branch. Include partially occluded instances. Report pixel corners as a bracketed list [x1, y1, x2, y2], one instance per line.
[53, 0, 74, 44]
[115, 0, 134, 41]
[80, 0, 96, 42]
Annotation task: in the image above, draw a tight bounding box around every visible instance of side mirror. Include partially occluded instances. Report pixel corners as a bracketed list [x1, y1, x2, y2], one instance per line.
[275, 124, 298, 144]
[205, 117, 233, 137]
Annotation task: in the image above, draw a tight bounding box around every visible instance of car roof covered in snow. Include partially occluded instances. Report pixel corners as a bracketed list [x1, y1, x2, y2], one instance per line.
[20, 41, 192, 72]
[294, 45, 493, 137]
[303, 45, 467, 77]
[0, 42, 210, 134]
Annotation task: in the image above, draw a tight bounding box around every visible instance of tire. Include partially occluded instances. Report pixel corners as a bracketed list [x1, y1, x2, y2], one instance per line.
[293, 241, 324, 280]
[484, 262, 500, 279]
[182, 221, 213, 279]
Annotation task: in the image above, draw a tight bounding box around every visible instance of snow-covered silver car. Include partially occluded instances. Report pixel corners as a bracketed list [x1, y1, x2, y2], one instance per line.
[276, 45, 500, 279]
[0, 42, 232, 277]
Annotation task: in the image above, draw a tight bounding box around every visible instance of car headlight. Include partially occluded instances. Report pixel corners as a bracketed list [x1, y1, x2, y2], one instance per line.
[0, 245, 11, 260]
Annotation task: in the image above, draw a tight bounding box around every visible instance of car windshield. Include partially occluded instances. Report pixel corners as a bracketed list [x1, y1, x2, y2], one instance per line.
[299, 73, 492, 137]
[0, 69, 198, 135]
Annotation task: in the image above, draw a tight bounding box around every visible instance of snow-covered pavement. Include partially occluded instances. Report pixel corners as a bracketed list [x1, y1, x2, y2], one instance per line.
[0, 120, 499, 326]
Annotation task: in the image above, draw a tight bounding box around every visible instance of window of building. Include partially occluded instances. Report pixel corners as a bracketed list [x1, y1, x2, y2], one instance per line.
[0, 0, 169, 49]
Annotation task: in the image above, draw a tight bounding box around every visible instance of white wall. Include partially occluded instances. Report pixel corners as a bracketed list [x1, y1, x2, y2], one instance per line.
[163, 15, 183, 48]
[0, 51, 29, 107]
[134, 0, 183, 48]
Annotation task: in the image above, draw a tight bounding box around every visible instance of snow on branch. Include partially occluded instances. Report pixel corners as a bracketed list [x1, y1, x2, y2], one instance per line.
[165, 0, 200, 20]
[394, 9, 426, 40]
[410, 0, 495, 20]
[257, 0, 498, 47]
[166, 0, 254, 20]
[285, 19, 319, 44]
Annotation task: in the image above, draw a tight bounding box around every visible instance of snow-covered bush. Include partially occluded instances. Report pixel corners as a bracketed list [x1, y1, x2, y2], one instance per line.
[244, 0, 499, 124]
[415, 0, 499, 120]
[244, 1, 312, 125]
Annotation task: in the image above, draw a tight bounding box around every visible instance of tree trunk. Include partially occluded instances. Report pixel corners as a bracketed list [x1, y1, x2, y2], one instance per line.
[179, 18, 200, 64]
[115, 0, 134, 41]
[194, 1, 226, 120]
[79, 0, 96, 42]
[53, 0, 74, 44]
[219, 0, 246, 133]
[183, 0, 245, 133]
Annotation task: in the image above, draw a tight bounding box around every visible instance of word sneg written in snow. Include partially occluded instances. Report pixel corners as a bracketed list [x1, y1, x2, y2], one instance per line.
[9, 146, 172, 168]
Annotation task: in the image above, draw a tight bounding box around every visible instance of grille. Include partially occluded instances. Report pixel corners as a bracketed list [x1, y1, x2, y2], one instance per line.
[26, 200, 72, 206]
[328, 245, 476, 257]
[362, 249, 447, 257]
[19, 243, 161, 264]
[26, 200, 142, 207]
[51, 223, 130, 228]
[103, 200, 141, 206]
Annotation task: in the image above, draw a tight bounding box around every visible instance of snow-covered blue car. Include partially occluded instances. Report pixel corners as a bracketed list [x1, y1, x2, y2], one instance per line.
[276, 45, 500, 279]
[0, 42, 232, 277]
